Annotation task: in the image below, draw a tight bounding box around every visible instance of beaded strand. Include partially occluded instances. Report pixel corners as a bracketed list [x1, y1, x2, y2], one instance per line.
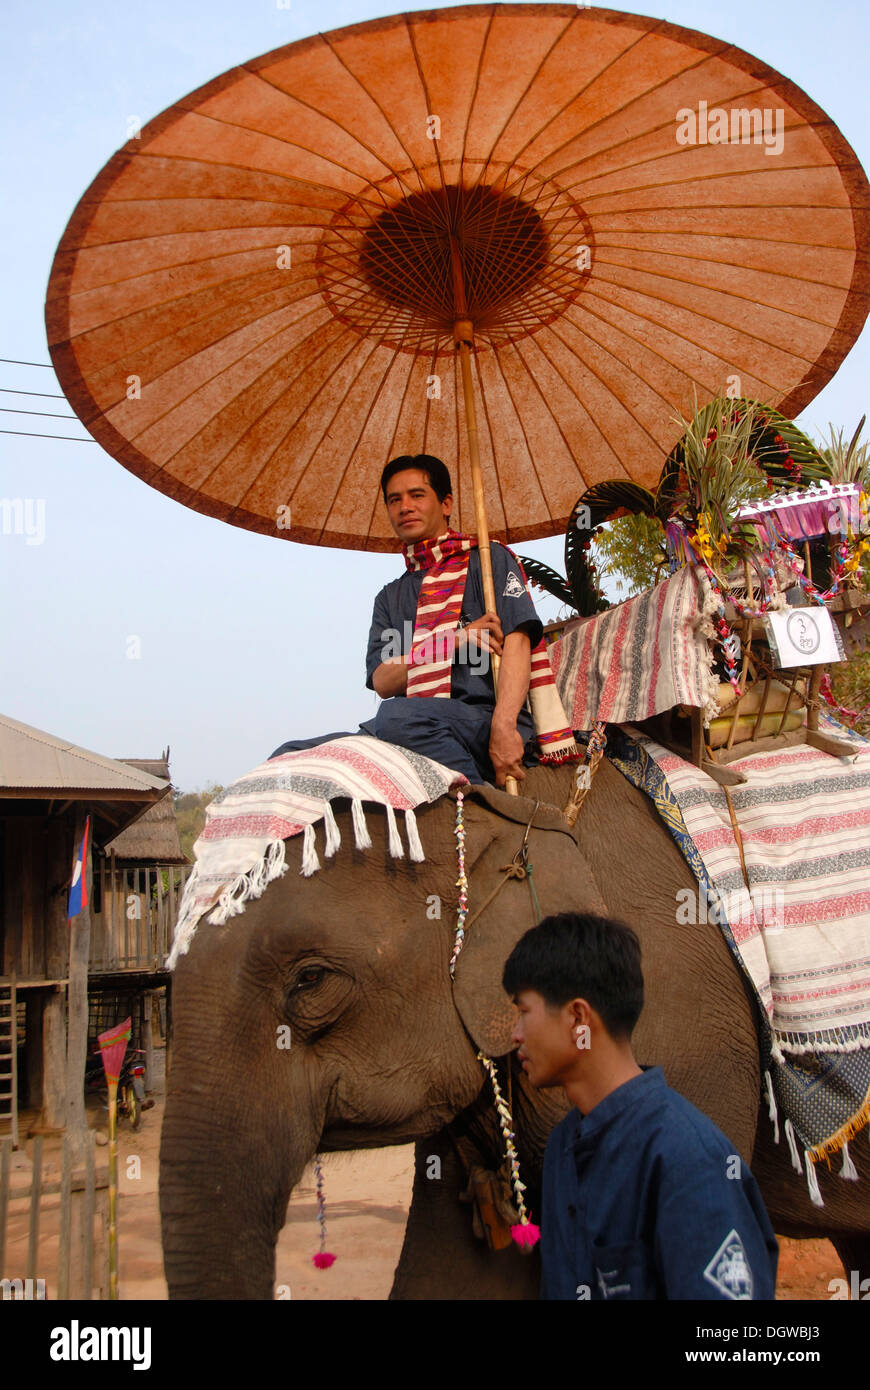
[449, 789, 469, 977]
[477, 1052, 540, 1249]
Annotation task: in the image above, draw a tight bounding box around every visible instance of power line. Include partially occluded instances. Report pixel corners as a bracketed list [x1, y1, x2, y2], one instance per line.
[0, 357, 56, 370]
[0, 388, 66, 399]
[0, 407, 77, 420]
[0, 429, 95, 442]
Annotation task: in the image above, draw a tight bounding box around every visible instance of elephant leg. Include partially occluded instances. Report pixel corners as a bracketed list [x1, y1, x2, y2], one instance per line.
[829, 1237, 869, 1289]
[389, 1131, 541, 1300]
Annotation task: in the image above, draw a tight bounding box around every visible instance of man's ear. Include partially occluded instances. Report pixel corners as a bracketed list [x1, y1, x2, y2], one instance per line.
[450, 786, 608, 1056]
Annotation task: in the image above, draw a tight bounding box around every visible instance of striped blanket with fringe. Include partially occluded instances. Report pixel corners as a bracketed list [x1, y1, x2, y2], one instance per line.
[608, 719, 870, 1200]
[549, 565, 720, 729]
[167, 736, 466, 968]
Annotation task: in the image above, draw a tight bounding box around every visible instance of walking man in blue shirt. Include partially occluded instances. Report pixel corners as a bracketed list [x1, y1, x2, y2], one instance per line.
[503, 911, 779, 1300]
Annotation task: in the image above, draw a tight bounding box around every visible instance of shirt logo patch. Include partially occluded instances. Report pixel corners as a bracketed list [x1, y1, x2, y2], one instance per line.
[703, 1228, 753, 1300]
[595, 1266, 631, 1299]
[503, 571, 525, 597]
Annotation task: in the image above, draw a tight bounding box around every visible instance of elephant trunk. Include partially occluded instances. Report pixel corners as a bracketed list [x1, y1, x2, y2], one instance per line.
[159, 1085, 318, 1299]
[159, 960, 324, 1300]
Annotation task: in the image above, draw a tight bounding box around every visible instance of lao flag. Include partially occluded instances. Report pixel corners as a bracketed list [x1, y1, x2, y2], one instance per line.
[68, 815, 91, 920]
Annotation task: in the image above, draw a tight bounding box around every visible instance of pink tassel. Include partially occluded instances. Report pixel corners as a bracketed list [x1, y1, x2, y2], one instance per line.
[511, 1222, 541, 1248]
[312, 1251, 336, 1269]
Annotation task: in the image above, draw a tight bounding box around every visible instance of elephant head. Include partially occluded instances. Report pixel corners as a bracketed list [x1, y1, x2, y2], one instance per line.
[159, 762, 762, 1299]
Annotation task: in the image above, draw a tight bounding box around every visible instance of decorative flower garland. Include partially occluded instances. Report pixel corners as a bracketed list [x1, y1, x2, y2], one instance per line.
[819, 672, 870, 724]
[668, 501, 870, 698]
[449, 788, 469, 977]
[312, 1156, 336, 1269]
[477, 1052, 540, 1249]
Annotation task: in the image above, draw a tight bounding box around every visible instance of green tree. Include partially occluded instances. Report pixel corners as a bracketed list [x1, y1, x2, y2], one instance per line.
[174, 784, 223, 861]
[830, 648, 870, 737]
[591, 514, 668, 599]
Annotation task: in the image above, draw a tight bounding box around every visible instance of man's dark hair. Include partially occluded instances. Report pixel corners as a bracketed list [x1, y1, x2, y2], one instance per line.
[381, 454, 452, 505]
[502, 912, 644, 1040]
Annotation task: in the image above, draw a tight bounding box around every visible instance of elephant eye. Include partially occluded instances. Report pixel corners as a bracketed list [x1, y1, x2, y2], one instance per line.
[295, 965, 326, 990]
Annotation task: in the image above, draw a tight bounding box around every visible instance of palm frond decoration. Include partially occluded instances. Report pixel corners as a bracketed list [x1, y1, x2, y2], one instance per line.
[817, 415, 868, 485]
[659, 396, 828, 519]
[517, 398, 847, 617]
[567, 480, 661, 612]
[513, 555, 574, 607]
[571, 480, 658, 533]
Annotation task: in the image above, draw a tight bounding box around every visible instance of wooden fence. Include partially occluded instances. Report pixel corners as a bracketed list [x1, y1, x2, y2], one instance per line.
[0, 1132, 109, 1299]
[0, 980, 17, 1147]
[90, 860, 193, 971]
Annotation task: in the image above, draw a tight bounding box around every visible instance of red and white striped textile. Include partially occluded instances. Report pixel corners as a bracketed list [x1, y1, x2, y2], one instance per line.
[403, 528, 580, 763]
[405, 535, 473, 697]
[549, 565, 720, 730]
[643, 731, 870, 1058]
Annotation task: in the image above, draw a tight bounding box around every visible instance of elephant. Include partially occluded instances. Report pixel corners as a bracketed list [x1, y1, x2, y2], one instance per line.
[159, 757, 870, 1299]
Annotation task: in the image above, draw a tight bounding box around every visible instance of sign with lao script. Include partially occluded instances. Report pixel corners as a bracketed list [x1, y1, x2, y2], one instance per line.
[764, 607, 843, 668]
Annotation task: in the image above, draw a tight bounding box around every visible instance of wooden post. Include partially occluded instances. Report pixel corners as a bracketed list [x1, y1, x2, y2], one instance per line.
[134, 868, 143, 967]
[81, 1130, 96, 1300]
[65, 810, 92, 1163]
[0, 1137, 10, 1276]
[164, 982, 172, 1083]
[38, 988, 67, 1134]
[110, 850, 119, 969]
[36, 818, 72, 1133]
[155, 870, 164, 965]
[142, 991, 153, 1093]
[26, 1134, 42, 1283]
[807, 666, 823, 733]
[95, 858, 106, 968]
[58, 1133, 72, 1299]
[123, 867, 131, 968]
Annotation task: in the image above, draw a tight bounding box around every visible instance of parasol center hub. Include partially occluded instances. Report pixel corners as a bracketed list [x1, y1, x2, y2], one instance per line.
[316, 174, 594, 356]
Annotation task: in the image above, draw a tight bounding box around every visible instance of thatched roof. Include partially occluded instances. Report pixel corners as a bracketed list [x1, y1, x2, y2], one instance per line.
[105, 752, 188, 864]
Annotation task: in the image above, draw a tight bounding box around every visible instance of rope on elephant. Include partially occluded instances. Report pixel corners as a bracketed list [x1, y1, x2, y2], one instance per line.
[563, 721, 607, 827]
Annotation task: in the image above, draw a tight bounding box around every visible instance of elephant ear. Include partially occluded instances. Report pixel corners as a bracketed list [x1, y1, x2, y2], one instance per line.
[450, 785, 602, 1058]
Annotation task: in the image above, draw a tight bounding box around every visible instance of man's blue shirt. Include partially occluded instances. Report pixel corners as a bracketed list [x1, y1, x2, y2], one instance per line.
[541, 1067, 778, 1300]
[364, 540, 543, 718]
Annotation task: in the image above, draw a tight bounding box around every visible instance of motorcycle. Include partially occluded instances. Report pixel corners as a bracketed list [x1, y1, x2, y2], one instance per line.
[84, 1045, 151, 1129]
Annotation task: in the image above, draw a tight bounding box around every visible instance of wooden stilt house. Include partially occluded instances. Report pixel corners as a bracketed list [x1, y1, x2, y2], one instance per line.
[0, 715, 183, 1140]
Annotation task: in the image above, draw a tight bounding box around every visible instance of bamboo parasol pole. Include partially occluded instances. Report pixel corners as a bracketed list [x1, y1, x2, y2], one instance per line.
[97, 1017, 130, 1300]
[107, 1078, 119, 1299]
[451, 235, 519, 796]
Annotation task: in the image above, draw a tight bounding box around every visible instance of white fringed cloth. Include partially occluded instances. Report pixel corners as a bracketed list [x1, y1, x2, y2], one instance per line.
[167, 736, 467, 968]
[549, 565, 721, 729]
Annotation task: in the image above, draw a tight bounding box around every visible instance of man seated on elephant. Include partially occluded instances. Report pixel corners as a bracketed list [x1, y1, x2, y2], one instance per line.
[361, 453, 579, 786]
[504, 911, 779, 1301]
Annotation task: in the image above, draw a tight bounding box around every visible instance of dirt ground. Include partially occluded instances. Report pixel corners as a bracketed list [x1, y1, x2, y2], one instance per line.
[4, 1047, 847, 1301]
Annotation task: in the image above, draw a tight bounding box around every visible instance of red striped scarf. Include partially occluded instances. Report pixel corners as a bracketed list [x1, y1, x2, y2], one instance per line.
[402, 529, 580, 764]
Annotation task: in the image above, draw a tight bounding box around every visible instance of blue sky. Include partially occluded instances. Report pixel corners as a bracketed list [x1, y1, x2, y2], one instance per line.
[2, 0, 867, 792]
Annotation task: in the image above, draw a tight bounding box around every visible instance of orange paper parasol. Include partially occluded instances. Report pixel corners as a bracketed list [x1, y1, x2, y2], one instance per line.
[46, 4, 869, 558]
